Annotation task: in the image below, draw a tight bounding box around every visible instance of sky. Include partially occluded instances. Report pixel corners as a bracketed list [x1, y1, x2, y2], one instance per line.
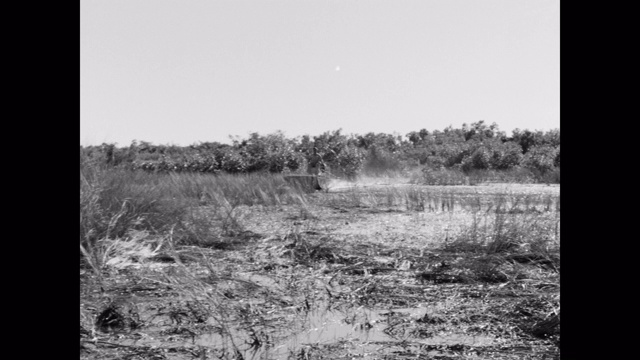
[80, 0, 559, 147]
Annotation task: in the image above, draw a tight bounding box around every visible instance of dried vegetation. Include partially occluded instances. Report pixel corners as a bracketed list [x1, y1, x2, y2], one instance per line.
[81, 167, 559, 360]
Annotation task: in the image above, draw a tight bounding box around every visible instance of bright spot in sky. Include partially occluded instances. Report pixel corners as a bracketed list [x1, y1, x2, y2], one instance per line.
[335, 66, 340, 71]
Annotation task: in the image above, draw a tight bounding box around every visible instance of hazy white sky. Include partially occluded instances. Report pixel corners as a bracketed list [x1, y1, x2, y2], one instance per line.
[81, 0, 559, 146]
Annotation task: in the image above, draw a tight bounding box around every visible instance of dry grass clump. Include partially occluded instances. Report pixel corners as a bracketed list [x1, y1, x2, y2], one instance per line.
[411, 166, 558, 185]
[80, 160, 310, 274]
[436, 194, 559, 290]
[80, 163, 191, 274]
[319, 184, 458, 214]
[172, 172, 309, 207]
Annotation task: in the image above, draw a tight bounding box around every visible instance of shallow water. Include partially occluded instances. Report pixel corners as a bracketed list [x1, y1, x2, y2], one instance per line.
[187, 304, 496, 359]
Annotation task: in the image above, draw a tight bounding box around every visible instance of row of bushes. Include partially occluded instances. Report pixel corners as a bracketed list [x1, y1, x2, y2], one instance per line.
[81, 123, 559, 182]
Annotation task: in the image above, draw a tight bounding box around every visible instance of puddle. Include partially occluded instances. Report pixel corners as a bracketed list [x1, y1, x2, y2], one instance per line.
[105, 301, 498, 360]
[96, 277, 499, 359]
[182, 306, 389, 358]
[186, 304, 496, 359]
[278, 307, 389, 344]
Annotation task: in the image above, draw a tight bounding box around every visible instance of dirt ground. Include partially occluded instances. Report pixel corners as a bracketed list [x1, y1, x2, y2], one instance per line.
[80, 181, 559, 360]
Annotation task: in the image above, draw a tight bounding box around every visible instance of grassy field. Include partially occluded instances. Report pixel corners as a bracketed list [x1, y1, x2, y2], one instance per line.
[80, 167, 559, 359]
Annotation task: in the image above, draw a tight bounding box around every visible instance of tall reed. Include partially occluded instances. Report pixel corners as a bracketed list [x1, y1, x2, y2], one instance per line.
[80, 161, 312, 272]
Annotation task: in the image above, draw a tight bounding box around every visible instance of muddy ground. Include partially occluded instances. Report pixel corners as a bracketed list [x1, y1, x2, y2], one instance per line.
[80, 181, 560, 359]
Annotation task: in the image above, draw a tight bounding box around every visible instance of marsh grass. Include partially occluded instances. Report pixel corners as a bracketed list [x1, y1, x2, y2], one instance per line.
[319, 185, 517, 215]
[80, 161, 311, 273]
[444, 195, 560, 275]
[190, 172, 308, 207]
[465, 168, 541, 184]
[81, 160, 560, 359]
[412, 167, 557, 185]
[415, 167, 470, 185]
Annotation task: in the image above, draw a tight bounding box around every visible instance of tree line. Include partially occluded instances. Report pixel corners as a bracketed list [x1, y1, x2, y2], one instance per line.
[80, 121, 559, 182]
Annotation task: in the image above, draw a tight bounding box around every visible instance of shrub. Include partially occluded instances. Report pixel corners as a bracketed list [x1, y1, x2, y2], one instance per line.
[490, 142, 524, 170]
[363, 146, 404, 175]
[522, 145, 558, 181]
[220, 150, 247, 173]
[461, 146, 491, 172]
[419, 166, 469, 185]
[331, 145, 366, 179]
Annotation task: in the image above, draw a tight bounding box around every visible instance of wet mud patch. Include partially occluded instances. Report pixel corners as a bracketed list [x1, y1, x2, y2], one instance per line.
[82, 243, 558, 359]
